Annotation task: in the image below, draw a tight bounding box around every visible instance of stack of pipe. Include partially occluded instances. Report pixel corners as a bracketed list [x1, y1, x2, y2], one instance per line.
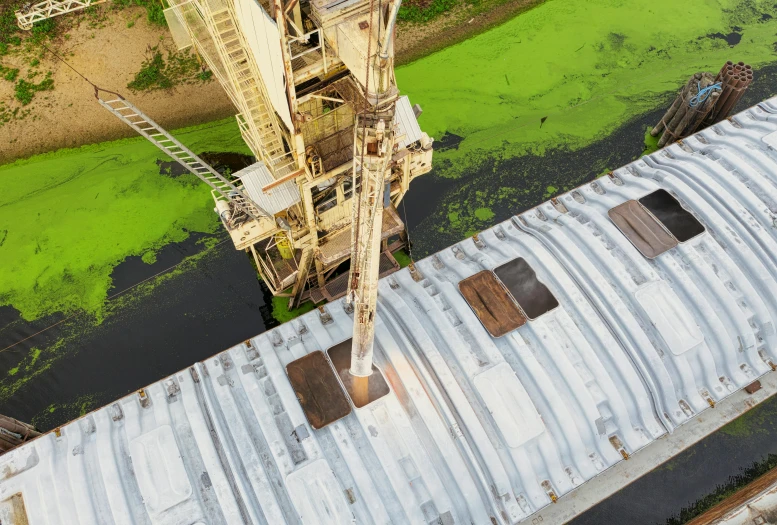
[651, 72, 721, 147]
[704, 60, 753, 125]
[0, 413, 40, 454]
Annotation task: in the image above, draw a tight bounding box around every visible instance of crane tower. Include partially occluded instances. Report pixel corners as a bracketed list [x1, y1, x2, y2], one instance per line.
[17, 0, 433, 379]
[162, 0, 432, 312]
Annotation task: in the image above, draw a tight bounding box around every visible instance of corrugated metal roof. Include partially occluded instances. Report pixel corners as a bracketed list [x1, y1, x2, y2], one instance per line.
[3, 97, 777, 524]
[239, 161, 301, 215]
[395, 95, 422, 149]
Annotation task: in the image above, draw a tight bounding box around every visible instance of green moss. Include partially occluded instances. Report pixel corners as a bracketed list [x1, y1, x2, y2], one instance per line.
[14, 74, 54, 105]
[8, 367, 18, 376]
[474, 207, 495, 221]
[32, 394, 99, 430]
[28, 348, 41, 367]
[0, 232, 229, 405]
[112, 0, 168, 26]
[0, 117, 250, 322]
[397, 0, 777, 179]
[271, 296, 317, 323]
[643, 126, 661, 156]
[2, 68, 19, 82]
[128, 47, 171, 90]
[398, 0, 460, 23]
[719, 401, 777, 437]
[439, 186, 522, 240]
[141, 251, 157, 264]
[393, 249, 413, 268]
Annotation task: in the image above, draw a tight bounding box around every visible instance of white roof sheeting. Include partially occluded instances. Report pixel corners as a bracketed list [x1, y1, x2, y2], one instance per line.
[395, 95, 423, 149]
[3, 97, 777, 524]
[239, 161, 301, 215]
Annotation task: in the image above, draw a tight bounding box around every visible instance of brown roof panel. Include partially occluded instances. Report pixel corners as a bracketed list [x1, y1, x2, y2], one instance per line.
[608, 199, 678, 258]
[327, 339, 390, 408]
[458, 270, 526, 337]
[286, 350, 352, 429]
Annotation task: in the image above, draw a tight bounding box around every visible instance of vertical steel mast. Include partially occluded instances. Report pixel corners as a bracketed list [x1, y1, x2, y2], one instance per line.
[347, 0, 401, 378]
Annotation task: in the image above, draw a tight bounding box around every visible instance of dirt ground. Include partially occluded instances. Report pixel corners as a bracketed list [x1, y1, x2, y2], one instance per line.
[0, 6, 234, 163]
[395, 0, 543, 65]
[0, 0, 544, 162]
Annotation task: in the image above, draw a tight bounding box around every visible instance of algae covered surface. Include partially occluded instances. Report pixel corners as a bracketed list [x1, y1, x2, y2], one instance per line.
[397, 0, 777, 177]
[0, 117, 250, 322]
[396, 0, 777, 254]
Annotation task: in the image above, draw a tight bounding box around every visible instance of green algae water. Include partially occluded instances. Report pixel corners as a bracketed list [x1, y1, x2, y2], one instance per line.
[0, 117, 251, 322]
[396, 0, 777, 178]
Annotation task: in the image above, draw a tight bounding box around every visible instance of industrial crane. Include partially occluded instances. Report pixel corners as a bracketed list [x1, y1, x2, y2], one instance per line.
[17, 0, 432, 393]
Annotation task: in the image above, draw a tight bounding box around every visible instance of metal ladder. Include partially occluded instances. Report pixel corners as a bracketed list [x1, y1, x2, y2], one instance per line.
[14, 0, 106, 30]
[206, 4, 297, 179]
[96, 90, 271, 221]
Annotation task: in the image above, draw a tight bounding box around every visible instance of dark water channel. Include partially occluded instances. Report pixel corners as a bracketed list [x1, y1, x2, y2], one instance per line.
[1, 64, 776, 523]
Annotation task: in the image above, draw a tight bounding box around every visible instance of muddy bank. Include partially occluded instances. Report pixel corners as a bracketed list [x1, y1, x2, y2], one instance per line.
[395, 0, 545, 66]
[0, 6, 235, 164]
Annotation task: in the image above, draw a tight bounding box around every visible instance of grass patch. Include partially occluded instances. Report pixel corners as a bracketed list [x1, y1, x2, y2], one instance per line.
[128, 46, 172, 90]
[112, 0, 168, 26]
[14, 74, 54, 105]
[1, 66, 19, 82]
[398, 0, 465, 23]
[0, 1, 22, 46]
[128, 45, 211, 92]
[29, 18, 56, 44]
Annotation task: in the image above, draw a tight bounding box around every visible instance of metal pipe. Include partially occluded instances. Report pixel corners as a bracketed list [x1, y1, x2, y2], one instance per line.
[716, 74, 746, 122]
[379, 0, 402, 60]
[284, 0, 298, 15]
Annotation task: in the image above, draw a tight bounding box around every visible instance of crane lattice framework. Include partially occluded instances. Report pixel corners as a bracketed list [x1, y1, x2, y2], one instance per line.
[16, 0, 433, 379]
[159, 0, 433, 312]
[14, 0, 107, 29]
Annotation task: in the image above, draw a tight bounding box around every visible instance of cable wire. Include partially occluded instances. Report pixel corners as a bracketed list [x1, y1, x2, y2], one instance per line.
[689, 81, 722, 107]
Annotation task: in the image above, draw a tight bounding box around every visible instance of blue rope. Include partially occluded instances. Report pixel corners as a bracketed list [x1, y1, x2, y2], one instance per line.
[689, 81, 722, 107]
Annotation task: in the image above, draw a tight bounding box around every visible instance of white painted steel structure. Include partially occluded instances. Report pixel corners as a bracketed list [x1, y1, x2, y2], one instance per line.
[2, 98, 777, 524]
